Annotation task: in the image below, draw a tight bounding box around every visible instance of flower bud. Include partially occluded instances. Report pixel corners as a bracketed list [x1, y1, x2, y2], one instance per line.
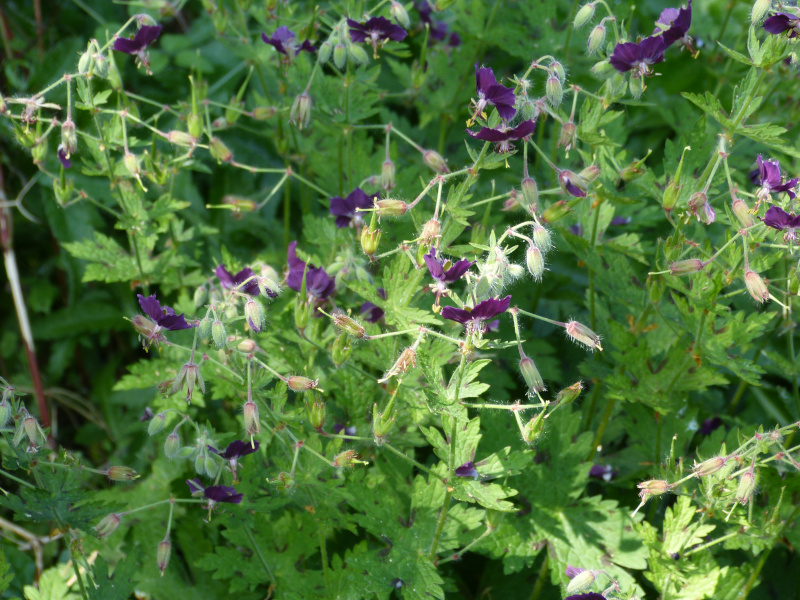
[95, 513, 122, 538]
[390, 1, 411, 27]
[541, 200, 571, 224]
[372, 399, 397, 445]
[187, 113, 203, 138]
[374, 199, 408, 217]
[148, 412, 166, 436]
[288, 376, 318, 391]
[638, 479, 669, 497]
[78, 51, 92, 74]
[421, 218, 441, 245]
[566, 569, 596, 594]
[124, 153, 141, 178]
[244, 299, 266, 332]
[305, 398, 326, 431]
[197, 317, 212, 340]
[648, 273, 665, 304]
[61, 119, 77, 155]
[558, 170, 587, 197]
[532, 224, 552, 254]
[744, 270, 770, 304]
[209, 136, 233, 162]
[732, 196, 755, 228]
[318, 40, 333, 64]
[331, 332, 353, 367]
[550, 61, 566, 81]
[423, 149, 449, 174]
[334, 312, 366, 338]
[736, 470, 755, 505]
[271, 471, 295, 494]
[556, 381, 584, 405]
[620, 160, 644, 182]
[204, 455, 218, 478]
[381, 159, 396, 191]
[290, 93, 312, 129]
[693, 456, 726, 477]
[157, 540, 171, 575]
[573, 2, 596, 28]
[211, 320, 227, 349]
[168, 130, 197, 148]
[333, 43, 347, 69]
[751, 0, 772, 24]
[361, 224, 381, 256]
[558, 122, 577, 151]
[587, 23, 606, 55]
[526, 244, 545, 282]
[687, 191, 707, 213]
[546, 75, 563, 107]
[520, 177, 539, 212]
[237, 338, 256, 353]
[565, 320, 602, 351]
[107, 466, 139, 481]
[379, 347, 417, 382]
[243, 400, 260, 436]
[519, 355, 545, 393]
[176, 446, 194, 460]
[669, 259, 706, 275]
[333, 449, 366, 468]
[194, 452, 206, 476]
[164, 432, 180, 458]
[347, 42, 369, 65]
[92, 53, 109, 78]
[591, 59, 616, 78]
[522, 410, 546, 444]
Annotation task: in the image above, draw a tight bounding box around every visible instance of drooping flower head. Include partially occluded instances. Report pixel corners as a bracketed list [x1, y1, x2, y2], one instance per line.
[466, 119, 535, 154]
[287, 241, 335, 299]
[57, 146, 72, 169]
[654, 0, 693, 47]
[261, 26, 315, 58]
[424, 248, 474, 285]
[609, 35, 667, 76]
[133, 294, 194, 349]
[113, 24, 162, 73]
[215, 265, 266, 297]
[588, 464, 617, 482]
[347, 16, 407, 58]
[470, 64, 517, 124]
[186, 479, 243, 508]
[763, 206, 800, 243]
[360, 288, 387, 323]
[454, 460, 479, 480]
[754, 155, 798, 204]
[441, 295, 511, 333]
[764, 12, 800, 38]
[209, 440, 259, 481]
[330, 188, 377, 228]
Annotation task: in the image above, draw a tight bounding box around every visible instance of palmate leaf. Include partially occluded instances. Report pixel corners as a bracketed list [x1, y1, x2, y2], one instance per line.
[62, 232, 138, 283]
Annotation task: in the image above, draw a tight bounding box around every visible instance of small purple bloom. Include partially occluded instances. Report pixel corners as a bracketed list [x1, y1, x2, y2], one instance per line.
[137, 294, 195, 330]
[424, 248, 475, 285]
[454, 460, 479, 480]
[559, 170, 588, 198]
[360, 288, 386, 323]
[415, 0, 449, 42]
[261, 26, 315, 57]
[209, 440, 259, 480]
[186, 478, 205, 495]
[589, 464, 616, 482]
[610, 216, 632, 226]
[140, 407, 154, 422]
[333, 423, 358, 436]
[485, 319, 500, 333]
[763, 206, 800, 242]
[57, 145, 72, 169]
[654, 0, 692, 47]
[215, 265, 266, 297]
[764, 12, 800, 38]
[565, 594, 605, 600]
[203, 485, 243, 504]
[609, 35, 667, 75]
[471, 64, 517, 122]
[441, 295, 511, 328]
[287, 241, 335, 299]
[699, 417, 723, 436]
[466, 119, 536, 154]
[330, 187, 376, 228]
[565, 566, 586, 579]
[113, 24, 163, 55]
[755, 155, 798, 201]
[348, 16, 407, 57]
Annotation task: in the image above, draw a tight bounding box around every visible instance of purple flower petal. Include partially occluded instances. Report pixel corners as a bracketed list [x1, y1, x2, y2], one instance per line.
[204, 485, 243, 504]
[565, 594, 606, 600]
[764, 12, 800, 37]
[442, 296, 510, 325]
[361, 301, 384, 322]
[113, 24, 162, 55]
[656, 0, 692, 46]
[186, 478, 205, 494]
[57, 146, 72, 169]
[137, 294, 164, 322]
[467, 126, 512, 143]
[454, 461, 479, 479]
[220, 440, 260, 459]
[565, 566, 586, 579]
[348, 16, 407, 43]
[763, 206, 793, 230]
[137, 293, 194, 330]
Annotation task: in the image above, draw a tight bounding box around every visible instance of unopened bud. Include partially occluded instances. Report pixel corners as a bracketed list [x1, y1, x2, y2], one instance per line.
[638, 479, 669, 497]
[381, 159, 396, 190]
[566, 569, 596, 594]
[157, 540, 171, 575]
[61, 119, 77, 154]
[92, 53, 109, 78]
[693, 456, 726, 477]
[669, 259, 706, 275]
[209, 136, 233, 162]
[390, 1, 411, 27]
[546, 75, 563, 107]
[193, 286, 208, 308]
[532, 224, 552, 254]
[629, 74, 645, 100]
[591, 59, 616, 78]
[519, 355, 545, 393]
[148, 412, 166, 435]
[212, 320, 227, 348]
[168, 130, 197, 147]
[558, 122, 577, 150]
[587, 23, 606, 55]
[333, 449, 367, 468]
[550, 61, 566, 81]
[565, 320, 602, 351]
[0, 398, 11, 428]
[124, 152, 141, 177]
[379, 347, 417, 382]
[526, 244, 545, 281]
[237, 338, 256, 353]
[620, 160, 644, 182]
[556, 381, 583, 406]
[573, 2, 596, 28]
[361, 225, 381, 256]
[423, 149, 449, 174]
[522, 411, 546, 444]
[558, 170, 587, 197]
[164, 432, 180, 458]
[23, 417, 39, 446]
[288, 376, 318, 391]
[244, 299, 266, 332]
[751, 0, 772, 24]
[736, 470, 755, 504]
[333, 43, 347, 69]
[347, 42, 369, 65]
[107, 466, 139, 481]
[687, 191, 707, 213]
[331, 332, 353, 366]
[520, 177, 539, 212]
[421, 218, 441, 245]
[78, 51, 92, 74]
[243, 400, 260, 436]
[187, 113, 203, 138]
[318, 40, 333, 64]
[732, 196, 755, 228]
[375, 199, 408, 217]
[95, 513, 122, 538]
[305, 398, 326, 431]
[744, 270, 770, 303]
[541, 200, 571, 224]
[334, 313, 366, 338]
[197, 317, 212, 340]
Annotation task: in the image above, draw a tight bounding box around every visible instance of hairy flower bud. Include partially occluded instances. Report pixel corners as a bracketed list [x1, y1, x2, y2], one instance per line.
[148, 412, 166, 436]
[587, 23, 606, 55]
[591, 59, 616, 78]
[421, 218, 441, 245]
[669, 259, 706, 275]
[107, 466, 139, 481]
[522, 411, 546, 444]
[558, 122, 577, 151]
[212, 320, 227, 348]
[736, 470, 755, 505]
[375, 199, 408, 217]
[751, 0, 771, 24]
[288, 376, 318, 391]
[638, 479, 669, 497]
[519, 355, 545, 393]
[252, 106, 276, 120]
[565, 320, 602, 351]
[731, 196, 755, 228]
[95, 513, 122, 538]
[541, 200, 571, 224]
[381, 159, 396, 190]
[361, 224, 381, 256]
[331, 332, 353, 367]
[423, 149, 449, 174]
[243, 400, 260, 436]
[573, 2, 596, 28]
[244, 299, 266, 332]
[61, 119, 77, 155]
[581, 165, 602, 184]
[317, 40, 333, 64]
[305, 398, 326, 431]
[526, 244, 545, 281]
[390, 1, 410, 27]
[693, 456, 726, 477]
[197, 317, 212, 340]
[157, 540, 171, 576]
[333, 449, 367, 468]
[744, 270, 770, 304]
[532, 224, 552, 254]
[347, 42, 369, 65]
[520, 177, 539, 212]
[0, 399, 11, 428]
[379, 347, 417, 382]
[546, 74, 563, 107]
[290, 93, 312, 129]
[629, 74, 645, 100]
[164, 432, 180, 458]
[566, 569, 596, 594]
[209, 136, 233, 162]
[551, 61, 566, 82]
[333, 312, 366, 338]
[556, 381, 583, 405]
[333, 42, 347, 69]
[237, 338, 256, 353]
[168, 130, 197, 148]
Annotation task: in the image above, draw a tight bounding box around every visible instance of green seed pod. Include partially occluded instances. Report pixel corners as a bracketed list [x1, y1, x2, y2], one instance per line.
[587, 23, 606, 55]
[288, 376, 318, 391]
[423, 149, 449, 174]
[194, 453, 206, 475]
[157, 540, 172, 575]
[520, 177, 539, 212]
[566, 570, 596, 594]
[555, 381, 583, 406]
[669, 259, 706, 276]
[629, 75, 645, 100]
[331, 332, 353, 367]
[375, 199, 408, 217]
[546, 75, 563, 107]
[204, 456, 218, 478]
[390, 1, 410, 27]
[212, 320, 227, 349]
[305, 398, 326, 431]
[318, 40, 333, 64]
[187, 113, 203, 138]
[333, 42, 347, 69]
[197, 317, 212, 340]
[525, 245, 545, 282]
[347, 42, 369, 65]
[148, 412, 166, 436]
[647, 274, 666, 304]
[519, 355, 545, 393]
[361, 225, 381, 256]
[522, 411, 546, 444]
[573, 2, 596, 28]
[164, 432, 180, 458]
[209, 137, 233, 162]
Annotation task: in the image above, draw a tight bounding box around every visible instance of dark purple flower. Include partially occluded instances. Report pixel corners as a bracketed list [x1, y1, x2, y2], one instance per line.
[424, 248, 475, 285]
[57, 145, 72, 169]
[471, 64, 517, 122]
[113, 24, 162, 55]
[763, 206, 800, 242]
[330, 188, 376, 228]
[764, 12, 800, 38]
[415, 0, 450, 41]
[558, 170, 588, 198]
[261, 26, 315, 57]
[209, 440, 259, 480]
[140, 407, 154, 422]
[609, 35, 667, 75]
[749, 168, 761, 185]
[589, 464, 617, 482]
[466, 119, 536, 153]
[565, 566, 586, 579]
[565, 594, 605, 600]
[137, 294, 194, 330]
[186, 478, 205, 495]
[287, 241, 335, 299]
[360, 288, 386, 323]
[610, 216, 632, 226]
[485, 319, 500, 333]
[333, 423, 358, 436]
[455, 460, 479, 480]
[215, 265, 265, 297]
[203, 485, 243, 504]
[654, 0, 692, 47]
[348, 17, 407, 57]
[699, 417, 723, 435]
[570, 224, 584, 236]
[442, 295, 511, 328]
[755, 155, 798, 201]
